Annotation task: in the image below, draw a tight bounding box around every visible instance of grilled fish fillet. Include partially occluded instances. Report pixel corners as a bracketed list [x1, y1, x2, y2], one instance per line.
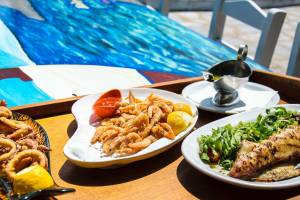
[230, 126, 300, 179]
[253, 164, 300, 182]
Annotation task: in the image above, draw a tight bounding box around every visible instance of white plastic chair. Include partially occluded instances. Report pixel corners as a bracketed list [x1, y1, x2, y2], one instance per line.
[287, 22, 300, 77]
[209, 0, 286, 67]
[144, 0, 171, 16]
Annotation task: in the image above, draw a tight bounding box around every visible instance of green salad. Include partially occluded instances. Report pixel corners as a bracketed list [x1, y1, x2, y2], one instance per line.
[198, 107, 300, 170]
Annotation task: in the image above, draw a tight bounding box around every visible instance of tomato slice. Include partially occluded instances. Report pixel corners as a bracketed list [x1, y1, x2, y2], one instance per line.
[93, 89, 121, 118]
[0, 100, 7, 107]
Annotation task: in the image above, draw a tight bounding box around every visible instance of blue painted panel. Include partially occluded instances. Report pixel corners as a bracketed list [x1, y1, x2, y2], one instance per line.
[0, 50, 29, 68]
[0, 0, 266, 77]
[0, 0, 268, 107]
[0, 78, 52, 107]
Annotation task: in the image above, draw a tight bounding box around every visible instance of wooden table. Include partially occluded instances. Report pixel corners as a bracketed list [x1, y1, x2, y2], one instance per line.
[11, 70, 300, 200]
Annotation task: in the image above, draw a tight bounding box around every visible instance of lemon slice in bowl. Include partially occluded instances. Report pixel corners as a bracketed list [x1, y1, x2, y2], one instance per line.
[167, 111, 193, 135]
[13, 165, 54, 195]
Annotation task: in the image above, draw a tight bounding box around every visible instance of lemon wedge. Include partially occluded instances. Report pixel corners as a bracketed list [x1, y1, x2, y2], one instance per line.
[167, 111, 193, 135]
[13, 165, 54, 195]
[173, 103, 193, 115]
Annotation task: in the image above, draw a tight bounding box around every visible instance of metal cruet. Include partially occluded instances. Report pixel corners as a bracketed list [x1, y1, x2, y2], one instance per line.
[203, 45, 252, 107]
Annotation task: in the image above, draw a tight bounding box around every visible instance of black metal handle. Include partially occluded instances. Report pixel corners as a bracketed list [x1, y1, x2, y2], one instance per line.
[237, 44, 248, 61]
[203, 71, 215, 82]
[12, 187, 75, 200]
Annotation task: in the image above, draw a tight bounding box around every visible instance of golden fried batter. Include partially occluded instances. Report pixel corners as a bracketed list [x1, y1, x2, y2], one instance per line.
[5, 149, 48, 180]
[0, 107, 12, 119]
[91, 92, 175, 156]
[0, 117, 30, 135]
[0, 138, 16, 162]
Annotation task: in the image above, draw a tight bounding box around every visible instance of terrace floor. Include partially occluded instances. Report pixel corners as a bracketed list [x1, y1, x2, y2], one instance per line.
[170, 6, 300, 74]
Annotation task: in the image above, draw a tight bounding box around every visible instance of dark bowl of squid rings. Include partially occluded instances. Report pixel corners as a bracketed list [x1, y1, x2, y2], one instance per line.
[0, 108, 74, 200]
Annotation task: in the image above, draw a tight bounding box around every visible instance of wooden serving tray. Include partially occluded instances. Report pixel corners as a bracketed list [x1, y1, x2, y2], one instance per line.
[11, 70, 300, 200]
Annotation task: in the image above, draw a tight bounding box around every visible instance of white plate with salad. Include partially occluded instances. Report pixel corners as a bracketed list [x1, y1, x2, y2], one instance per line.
[181, 104, 300, 189]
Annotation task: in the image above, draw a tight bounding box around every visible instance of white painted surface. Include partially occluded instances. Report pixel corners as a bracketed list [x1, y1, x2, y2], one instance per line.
[223, 1, 266, 29]
[20, 65, 151, 99]
[0, 20, 34, 66]
[209, 0, 286, 67]
[287, 22, 300, 77]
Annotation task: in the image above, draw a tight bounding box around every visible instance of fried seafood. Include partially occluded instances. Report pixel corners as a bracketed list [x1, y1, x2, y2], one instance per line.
[17, 139, 50, 152]
[7, 127, 32, 140]
[151, 123, 175, 139]
[5, 149, 48, 181]
[0, 117, 30, 135]
[0, 138, 16, 162]
[0, 107, 49, 185]
[0, 107, 12, 119]
[91, 92, 177, 156]
[128, 135, 157, 151]
[230, 126, 300, 179]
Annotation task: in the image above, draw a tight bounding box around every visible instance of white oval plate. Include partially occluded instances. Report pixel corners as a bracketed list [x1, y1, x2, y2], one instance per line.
[182, 81, 280, 114]
[181, 104, 300, 190]
[64, 88, 198, 168]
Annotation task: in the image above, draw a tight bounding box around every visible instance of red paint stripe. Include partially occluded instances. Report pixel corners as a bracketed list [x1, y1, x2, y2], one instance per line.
[0, 68, 32, 81]
[138, 70, 188, 83]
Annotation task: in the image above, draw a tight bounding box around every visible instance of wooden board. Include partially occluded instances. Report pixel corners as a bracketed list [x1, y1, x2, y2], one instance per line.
[11, 70, 300, 118]
[11, 70, 300, 199]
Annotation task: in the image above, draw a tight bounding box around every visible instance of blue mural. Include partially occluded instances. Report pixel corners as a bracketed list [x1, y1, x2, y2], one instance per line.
[0, 78, 52, 106]
[0, 0, 265, 76]
[0, 0, 268, 107]
[0, 50, 28, 68]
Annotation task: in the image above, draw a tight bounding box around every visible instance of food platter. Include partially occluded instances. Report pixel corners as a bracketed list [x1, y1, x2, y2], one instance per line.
[181, 104, 300, 190]
[64, 88, 198, 168]
[0, 111, 50, 199]
[0, 111, 74, 199]
[6, 70, 300, 198]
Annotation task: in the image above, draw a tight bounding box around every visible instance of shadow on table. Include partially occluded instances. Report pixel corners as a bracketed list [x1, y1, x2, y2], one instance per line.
[194, 109, 228, 129]
[200, 98, 246, 113]
[67, 120, 77, 138]
[176, 159, 300, 200]
[32, 197, 57, 200]
[59, 142, 182, 186]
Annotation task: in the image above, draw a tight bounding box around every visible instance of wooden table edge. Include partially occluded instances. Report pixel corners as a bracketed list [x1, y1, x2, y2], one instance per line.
[11, 70, 300, 118]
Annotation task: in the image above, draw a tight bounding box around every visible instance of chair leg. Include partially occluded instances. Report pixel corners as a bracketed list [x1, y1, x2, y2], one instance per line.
[160, 0, 171, 16]
[145, 0, 170, 16]
[208, 0, 226, 41]
[255, 9, 286, 67]
[287, 22, 300, 77]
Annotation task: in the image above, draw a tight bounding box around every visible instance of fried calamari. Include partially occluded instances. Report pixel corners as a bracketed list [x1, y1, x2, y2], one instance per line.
[91, 92, 176, 156]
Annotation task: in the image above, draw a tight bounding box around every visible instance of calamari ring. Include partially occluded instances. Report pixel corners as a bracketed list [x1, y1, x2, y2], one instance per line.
[0, 138, 16, 162]
[0, 117, 31, 135]
[0, 106, 12, 119]
[7, 127, 33, 140]
[5, 149, 48, 180]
